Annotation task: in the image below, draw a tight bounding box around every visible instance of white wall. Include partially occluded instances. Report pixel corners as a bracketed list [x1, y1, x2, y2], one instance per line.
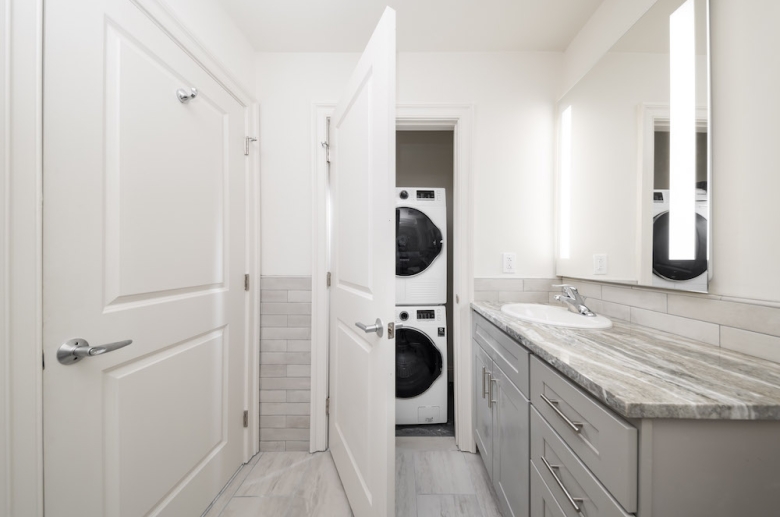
[159, 0, 256, 94]
[256, 52, 562, 279]
[561, 0, 658, 97]
[709, 0, 780, 302]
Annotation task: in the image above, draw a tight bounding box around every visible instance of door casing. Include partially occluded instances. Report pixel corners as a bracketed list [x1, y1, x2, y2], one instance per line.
[3, 1, 261, 513]
[311, 104, 476, 453]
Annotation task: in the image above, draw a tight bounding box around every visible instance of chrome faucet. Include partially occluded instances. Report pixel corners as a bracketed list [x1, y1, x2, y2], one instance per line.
[553, 284, 595, 317]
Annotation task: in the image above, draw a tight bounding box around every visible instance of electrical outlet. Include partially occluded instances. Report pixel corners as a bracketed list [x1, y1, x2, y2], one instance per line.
[593, 254, 608, 275]
[502, 252, 516, 274]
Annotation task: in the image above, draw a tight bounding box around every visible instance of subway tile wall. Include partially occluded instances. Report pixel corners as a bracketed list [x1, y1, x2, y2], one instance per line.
[260, 276, 312, 452]
[474, 277, 780, 364]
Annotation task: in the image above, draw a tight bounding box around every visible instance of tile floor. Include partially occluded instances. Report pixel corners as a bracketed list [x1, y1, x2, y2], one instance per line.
[203, 437, 502, 517]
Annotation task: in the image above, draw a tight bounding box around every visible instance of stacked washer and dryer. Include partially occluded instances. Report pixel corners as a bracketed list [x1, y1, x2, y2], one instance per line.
[395, 188, 448, 425]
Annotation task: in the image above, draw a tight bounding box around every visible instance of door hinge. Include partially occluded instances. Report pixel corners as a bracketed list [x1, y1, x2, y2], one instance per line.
[42, 352, 45, 370]
[243, 410, 249, 428]
[244, 273, 250, 291]
[326, 272, 331, 287]
[326, 397, 330, 416]
[245, 136, 258, 156]
[388, 322, 395, 339]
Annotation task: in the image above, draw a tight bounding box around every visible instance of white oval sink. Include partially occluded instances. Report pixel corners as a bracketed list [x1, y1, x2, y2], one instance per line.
[501, 303, 612, 329]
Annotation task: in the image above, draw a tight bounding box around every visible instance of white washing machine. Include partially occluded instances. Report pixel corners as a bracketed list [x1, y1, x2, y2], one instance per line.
[651, 189, 708, 292]
[395, 306, 448, 425]
[396, 188, 447, 305]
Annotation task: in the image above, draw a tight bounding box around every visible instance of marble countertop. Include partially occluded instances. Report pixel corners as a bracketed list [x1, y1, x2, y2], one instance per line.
[472, 301, 780, 420]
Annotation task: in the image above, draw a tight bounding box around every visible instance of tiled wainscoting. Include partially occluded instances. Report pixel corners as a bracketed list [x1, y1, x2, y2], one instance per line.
[474, 277, 780, 364]
[260, 276, 313, 452]
[473, 278, 562, 303]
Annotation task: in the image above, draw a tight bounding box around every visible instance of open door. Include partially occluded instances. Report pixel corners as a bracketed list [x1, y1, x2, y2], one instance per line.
[328, 7, 397, 517]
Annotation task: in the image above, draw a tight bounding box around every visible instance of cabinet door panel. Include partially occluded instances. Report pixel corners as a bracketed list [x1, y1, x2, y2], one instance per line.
[473, 313, 530, 397]
[492, 363, 530, 517]
[474, 340, 494, 476]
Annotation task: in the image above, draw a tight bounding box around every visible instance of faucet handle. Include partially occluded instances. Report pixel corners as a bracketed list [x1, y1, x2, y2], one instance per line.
[552, 284, 581, 299]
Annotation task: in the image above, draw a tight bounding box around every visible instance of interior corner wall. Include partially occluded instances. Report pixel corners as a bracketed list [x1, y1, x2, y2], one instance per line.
[561, 0, 658, 97]
[256, 51, 562, 279]
[157, 0, 257, 94]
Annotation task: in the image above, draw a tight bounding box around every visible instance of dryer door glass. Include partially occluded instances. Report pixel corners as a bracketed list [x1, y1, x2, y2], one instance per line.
[396, 328, 443, 399]
[396, 207, 444, 277]
[652, 211, 708, 281]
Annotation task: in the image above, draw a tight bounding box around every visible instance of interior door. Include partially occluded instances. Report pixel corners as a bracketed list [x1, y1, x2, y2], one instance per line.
[43, 0, 249, 515]
[328, 7, 397, 517]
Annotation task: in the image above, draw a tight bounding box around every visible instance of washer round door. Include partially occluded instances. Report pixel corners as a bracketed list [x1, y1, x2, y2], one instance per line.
[395, 327, 443, 399]
[396, 207, 443, 277]
[652, 211, 708, 281]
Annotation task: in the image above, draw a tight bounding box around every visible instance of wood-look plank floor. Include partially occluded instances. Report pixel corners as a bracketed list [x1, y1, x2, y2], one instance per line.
[203, 437, 502, 517]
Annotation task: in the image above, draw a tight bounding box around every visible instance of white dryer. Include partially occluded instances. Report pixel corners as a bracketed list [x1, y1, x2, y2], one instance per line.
[651, 189, 708, 292]
[396, 188, 447, 305]
[395, 306, 448, 425]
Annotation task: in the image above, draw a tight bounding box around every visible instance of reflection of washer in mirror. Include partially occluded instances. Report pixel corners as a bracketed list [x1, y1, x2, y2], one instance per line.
[651, 189, 708, 291]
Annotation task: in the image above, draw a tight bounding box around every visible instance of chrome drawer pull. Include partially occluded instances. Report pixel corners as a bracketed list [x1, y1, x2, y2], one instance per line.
[482, 367, 489, 398]
[541, 455, 584, 513]
[489, 377, 497, 408]
[540, 393, 584, 433]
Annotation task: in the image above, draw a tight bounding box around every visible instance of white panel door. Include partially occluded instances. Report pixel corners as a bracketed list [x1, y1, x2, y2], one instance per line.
[328, 7, 396, 517]
[42, 0, 249, 516]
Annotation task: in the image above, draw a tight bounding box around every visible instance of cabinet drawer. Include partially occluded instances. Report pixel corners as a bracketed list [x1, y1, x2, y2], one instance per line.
[473, 312, 529, 397]
[530, 357, 637, 512]
[531, 408, 632, 517]
[531, 462, 567, 517]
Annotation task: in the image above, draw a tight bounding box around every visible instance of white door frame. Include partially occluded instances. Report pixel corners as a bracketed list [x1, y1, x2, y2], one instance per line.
[311, 103, 476, 453]
[3, 1, 261, 514]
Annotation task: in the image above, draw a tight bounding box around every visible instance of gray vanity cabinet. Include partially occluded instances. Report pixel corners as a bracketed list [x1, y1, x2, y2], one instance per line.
[472, 306, 780, 517]
[472, 314, 530, 517]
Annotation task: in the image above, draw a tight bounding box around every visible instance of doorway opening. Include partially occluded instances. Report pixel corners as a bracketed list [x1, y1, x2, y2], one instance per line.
[311, 104, 475, 454]
[395, 130, 455, 437]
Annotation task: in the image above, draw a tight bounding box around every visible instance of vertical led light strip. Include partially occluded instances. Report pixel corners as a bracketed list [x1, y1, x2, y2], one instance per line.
[559, 106, 572, 260]
[669, 0, 696, 260]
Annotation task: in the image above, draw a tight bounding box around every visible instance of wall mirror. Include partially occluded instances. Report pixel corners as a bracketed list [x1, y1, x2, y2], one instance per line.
[556, 0, 710, 292]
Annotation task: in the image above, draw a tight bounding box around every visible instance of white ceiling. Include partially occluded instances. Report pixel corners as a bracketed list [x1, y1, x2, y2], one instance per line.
[220, 0, 606, 53]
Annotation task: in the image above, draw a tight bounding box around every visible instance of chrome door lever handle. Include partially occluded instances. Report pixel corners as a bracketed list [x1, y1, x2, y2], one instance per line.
[355, 318, 384, 338]
[57, 338, 133, 365]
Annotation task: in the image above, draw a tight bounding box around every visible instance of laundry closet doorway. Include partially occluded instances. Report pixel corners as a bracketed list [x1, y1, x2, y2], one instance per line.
[395, 131, 455, 435]
[311, 106, 475, 455]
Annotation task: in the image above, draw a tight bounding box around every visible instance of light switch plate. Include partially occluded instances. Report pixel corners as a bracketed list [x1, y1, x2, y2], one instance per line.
[593, 254, 608, 275]
[502, 252, 516, 274]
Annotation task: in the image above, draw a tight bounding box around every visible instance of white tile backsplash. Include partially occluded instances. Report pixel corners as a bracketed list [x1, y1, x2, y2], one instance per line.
[475, 276, 780, 365]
